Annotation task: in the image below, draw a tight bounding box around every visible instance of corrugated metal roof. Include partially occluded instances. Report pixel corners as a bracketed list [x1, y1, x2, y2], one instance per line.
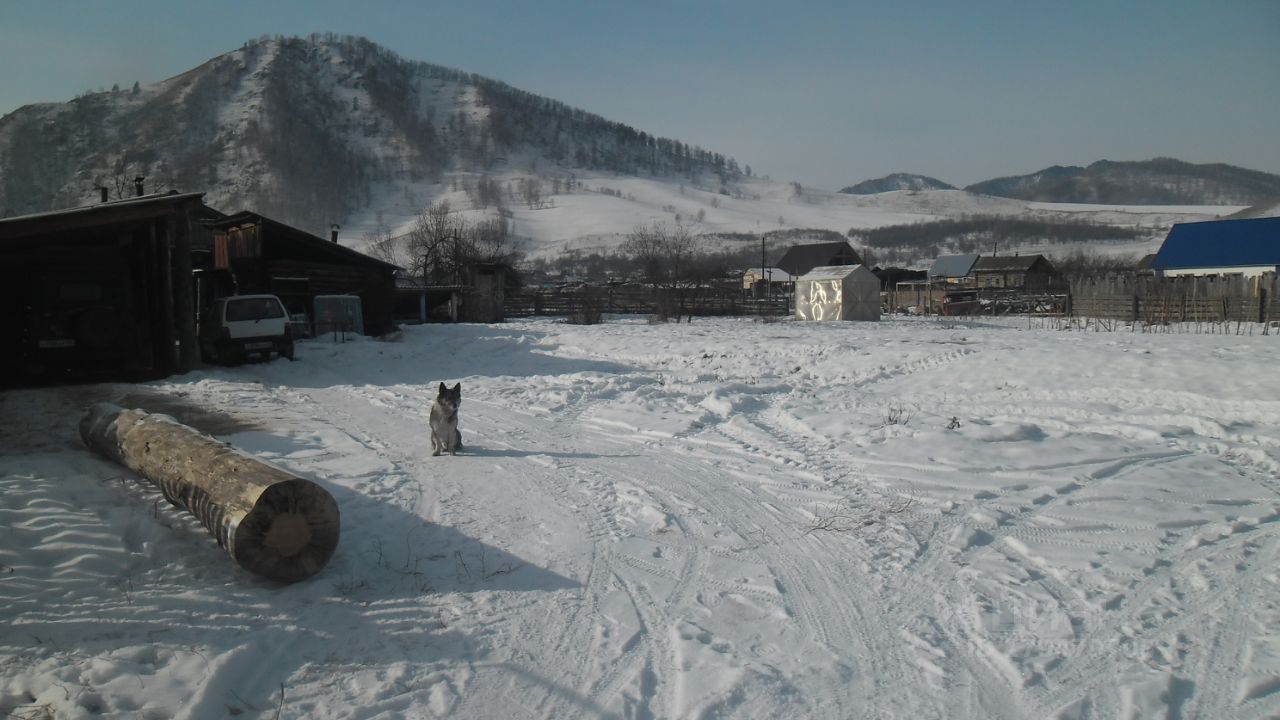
[0, 191, 208, 225]
[928, 254, 979, 278]
[0, 192, 211, 241]
[1153, 216, 1280, 270]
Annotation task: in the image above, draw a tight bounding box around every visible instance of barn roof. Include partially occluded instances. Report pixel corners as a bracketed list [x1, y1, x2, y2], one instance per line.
[973, 255, 1049, 272]
[776, 241, 861, 276]
[1153, 216, 1280, 270]
[927, 254, 978, 278]
[0, 192, 214, 241]
[211, 211, 399, 272]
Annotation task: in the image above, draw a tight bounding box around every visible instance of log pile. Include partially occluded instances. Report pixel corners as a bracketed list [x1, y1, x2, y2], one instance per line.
[80, 403, 340, 583]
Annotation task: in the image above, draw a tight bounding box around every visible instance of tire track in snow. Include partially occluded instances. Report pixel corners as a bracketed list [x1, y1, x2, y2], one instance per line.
[683, 342, 1271, 718]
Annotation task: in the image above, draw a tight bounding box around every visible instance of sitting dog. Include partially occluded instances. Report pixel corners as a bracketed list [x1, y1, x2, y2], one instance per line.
[430, 382, 463, 456]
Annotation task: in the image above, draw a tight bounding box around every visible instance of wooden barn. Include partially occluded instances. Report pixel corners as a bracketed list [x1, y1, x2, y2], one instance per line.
[0, 192, 220, 384]
[972, 254, 1061, 293]
[209, 212, 399, 336]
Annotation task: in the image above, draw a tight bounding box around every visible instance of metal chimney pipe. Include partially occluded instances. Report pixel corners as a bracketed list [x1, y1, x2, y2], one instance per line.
[330, 224, 340, 243]
[98, 186, 109, 203]
[134, 176, 145, 197]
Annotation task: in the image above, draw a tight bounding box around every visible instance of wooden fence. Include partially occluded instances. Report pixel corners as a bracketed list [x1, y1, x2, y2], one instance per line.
[506, 287, 790, 319]
[1070, 273, 1279, 324]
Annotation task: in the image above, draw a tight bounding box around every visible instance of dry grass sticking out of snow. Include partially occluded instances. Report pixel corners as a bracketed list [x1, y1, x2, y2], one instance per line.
[2, 316, 1279, 719]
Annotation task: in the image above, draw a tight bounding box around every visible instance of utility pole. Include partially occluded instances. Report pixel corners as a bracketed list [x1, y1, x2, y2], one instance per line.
[761, 235, 768, 300]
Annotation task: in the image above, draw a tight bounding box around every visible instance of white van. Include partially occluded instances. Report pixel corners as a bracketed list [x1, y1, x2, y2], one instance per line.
[199, 294, 295, 364]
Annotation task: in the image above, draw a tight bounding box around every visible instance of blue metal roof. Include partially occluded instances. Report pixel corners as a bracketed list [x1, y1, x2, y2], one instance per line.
[1153, 216, 1280, 270]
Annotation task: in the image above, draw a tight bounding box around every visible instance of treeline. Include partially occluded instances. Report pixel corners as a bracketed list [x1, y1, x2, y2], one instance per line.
[848, 215, 1146, 266]
[249, 38, 376, 225]
[522, 228, 841, 286]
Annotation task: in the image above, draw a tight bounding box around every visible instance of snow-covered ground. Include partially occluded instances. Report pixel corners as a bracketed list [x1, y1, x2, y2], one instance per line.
[3, 317, 1278, 719]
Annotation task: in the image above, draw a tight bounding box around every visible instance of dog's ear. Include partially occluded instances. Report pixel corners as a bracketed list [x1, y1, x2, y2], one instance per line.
[453, 382, 461, 392]
[438, 382, 446, 393]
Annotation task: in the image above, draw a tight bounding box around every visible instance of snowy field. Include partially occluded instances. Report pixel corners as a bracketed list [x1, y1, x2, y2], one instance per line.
[2, 316, 1279, 719]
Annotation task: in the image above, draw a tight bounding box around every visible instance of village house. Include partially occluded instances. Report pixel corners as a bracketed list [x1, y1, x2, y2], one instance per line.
[927, 254, 979, 287]
[1153, 216, 1280, 277]
[209, 211, 399, 336]
[972, 254, 1061, 293]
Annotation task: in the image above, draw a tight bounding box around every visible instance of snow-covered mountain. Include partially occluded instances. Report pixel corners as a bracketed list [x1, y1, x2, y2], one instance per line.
[0, 34, 744, 236]
[839, 173, 956, 194]
[0, 35, 1257, 264]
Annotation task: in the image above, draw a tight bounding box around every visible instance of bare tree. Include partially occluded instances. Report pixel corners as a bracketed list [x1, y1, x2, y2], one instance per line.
[406, 200, 523, 287]
[365, 224, 404, 267]
[520, 178, 543, 209]
[623, 221, 696, 289]
[407, 200, 467, 285]
[623, 221, 699, 321]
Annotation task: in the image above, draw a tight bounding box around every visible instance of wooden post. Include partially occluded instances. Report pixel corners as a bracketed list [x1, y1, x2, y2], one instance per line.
[175, 210, 198, 372]
[80, 403, 340, 583]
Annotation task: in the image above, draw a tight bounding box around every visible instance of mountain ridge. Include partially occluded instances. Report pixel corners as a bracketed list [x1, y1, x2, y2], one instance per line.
[841, 159, 1280, 205]
[0, 34, 745, 234]
[961, 158, 1280, 205]
[839, 173, 956, 195]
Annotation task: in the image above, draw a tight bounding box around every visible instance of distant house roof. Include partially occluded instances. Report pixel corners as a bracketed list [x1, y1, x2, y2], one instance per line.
[928, 254, 979, 278]
[744, 267, 789, 282]
[973, 255, 1051, 273]
[1136, 253, 1157, 271]
[211, 211, 399, 272]
[1153, 216, 1280, 270]
[776, 241, 861, 276]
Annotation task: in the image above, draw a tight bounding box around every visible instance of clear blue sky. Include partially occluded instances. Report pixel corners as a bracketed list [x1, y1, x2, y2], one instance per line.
[2, 1, 1277, 189]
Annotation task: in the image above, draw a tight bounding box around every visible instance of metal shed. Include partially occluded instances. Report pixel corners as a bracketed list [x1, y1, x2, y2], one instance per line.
[795, 265, 881, 321]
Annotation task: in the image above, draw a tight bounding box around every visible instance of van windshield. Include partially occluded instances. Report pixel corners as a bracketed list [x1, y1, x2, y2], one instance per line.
[226, 297, 284, 321]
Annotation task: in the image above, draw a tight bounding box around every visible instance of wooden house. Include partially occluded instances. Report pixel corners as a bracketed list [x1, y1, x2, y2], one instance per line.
[209, 212, 399, 335]
[742, 267, 792, 295]
[927, 254, 979, 286]
[0, 192, 219, 383]
[972, 255, 1061, 293]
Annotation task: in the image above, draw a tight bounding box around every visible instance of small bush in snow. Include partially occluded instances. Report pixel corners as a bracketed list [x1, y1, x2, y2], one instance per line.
[884, 400, 914, 426]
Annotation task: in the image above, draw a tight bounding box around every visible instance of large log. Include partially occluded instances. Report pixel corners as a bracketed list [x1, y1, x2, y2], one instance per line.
[79, 403, 339, 583]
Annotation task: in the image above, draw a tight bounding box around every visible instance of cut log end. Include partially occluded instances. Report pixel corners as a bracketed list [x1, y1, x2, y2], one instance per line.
[234, 479, 341, 584]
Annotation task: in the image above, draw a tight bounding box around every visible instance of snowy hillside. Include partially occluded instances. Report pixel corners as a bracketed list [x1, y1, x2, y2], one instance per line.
[0, 33, 1256, 268]
[2, 317, 1278, 719]
[0, 34, 746, 236]
[344, 175, 1243, 263]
